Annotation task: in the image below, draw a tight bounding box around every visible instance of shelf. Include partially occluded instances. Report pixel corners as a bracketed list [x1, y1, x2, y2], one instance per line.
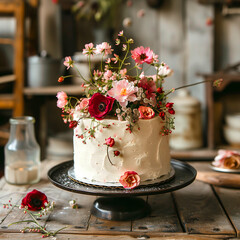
[0, 74, 15, 84]
[24, 85, 85, 96]
[0, 38, 14, 45]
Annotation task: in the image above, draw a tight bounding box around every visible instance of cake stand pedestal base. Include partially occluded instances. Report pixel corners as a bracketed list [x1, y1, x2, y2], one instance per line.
[91, 197, 150, 221]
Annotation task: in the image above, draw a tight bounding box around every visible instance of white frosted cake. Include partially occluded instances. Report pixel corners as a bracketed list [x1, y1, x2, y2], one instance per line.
[73, 116, 171, 184]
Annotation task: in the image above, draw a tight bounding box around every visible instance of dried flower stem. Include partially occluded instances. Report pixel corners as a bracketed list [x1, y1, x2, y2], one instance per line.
[106, 145, 114, 165]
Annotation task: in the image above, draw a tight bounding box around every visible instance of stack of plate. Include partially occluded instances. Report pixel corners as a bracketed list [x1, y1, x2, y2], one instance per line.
[224, 113, 240, 147]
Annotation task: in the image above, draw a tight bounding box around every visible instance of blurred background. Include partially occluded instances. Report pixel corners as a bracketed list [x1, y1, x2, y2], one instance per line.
[0, 0, 240, 172]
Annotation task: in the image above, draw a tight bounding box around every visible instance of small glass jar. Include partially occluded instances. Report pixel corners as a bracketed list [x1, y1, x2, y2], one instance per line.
[4, 116, 40, 185]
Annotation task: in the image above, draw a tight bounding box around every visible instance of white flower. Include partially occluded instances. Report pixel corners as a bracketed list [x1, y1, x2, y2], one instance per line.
[157, 62, 173, 77]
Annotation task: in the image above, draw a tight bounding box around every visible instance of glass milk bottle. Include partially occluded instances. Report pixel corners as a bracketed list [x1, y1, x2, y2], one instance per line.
[4, 116, 40, 185]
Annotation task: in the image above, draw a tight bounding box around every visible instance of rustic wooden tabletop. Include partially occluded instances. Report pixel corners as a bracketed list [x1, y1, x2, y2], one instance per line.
[0, 160, 239, 240]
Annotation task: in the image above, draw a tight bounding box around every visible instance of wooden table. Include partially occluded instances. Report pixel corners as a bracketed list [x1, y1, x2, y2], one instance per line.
[0, 160, 239, 240]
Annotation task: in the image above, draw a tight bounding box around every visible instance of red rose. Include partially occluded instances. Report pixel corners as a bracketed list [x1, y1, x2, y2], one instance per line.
[21, 189, 48, 211]
[105, 137, 115, 147]
[88, 93, 115, 120]
[119, 171, 140, 189]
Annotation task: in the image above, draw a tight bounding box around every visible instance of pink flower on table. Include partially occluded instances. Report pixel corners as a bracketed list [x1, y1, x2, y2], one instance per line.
[83, 43, 96, 56]
[119, 171, 140, 189]
[56, 91, 68, 108]
[63, 56, 74, 70]
[138, 76, 156, 100]
[131, 46, 155, 65]
[138, 106, 155, 119]
[107, 79, 138, 107]
[96, 42, 113, 56]
[88, 93, 115, 120]
[105, 137, 115, 147]
[212, 150, 240, 169]
[158, 62, 173, 78]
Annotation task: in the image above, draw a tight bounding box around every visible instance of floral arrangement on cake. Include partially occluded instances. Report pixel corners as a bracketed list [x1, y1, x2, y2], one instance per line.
[56, 30, 222, 189]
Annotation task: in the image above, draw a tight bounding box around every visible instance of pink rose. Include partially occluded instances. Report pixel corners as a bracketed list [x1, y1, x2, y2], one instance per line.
[138, 106, 155, 119]
[88, 93, 115, 120]
[105, 137, 115, 147]
[119, 171, 140, 189]
[56, 91, 68, 108]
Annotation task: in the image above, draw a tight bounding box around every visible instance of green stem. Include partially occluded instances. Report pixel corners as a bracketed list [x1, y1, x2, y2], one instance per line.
[119, 39, 130, 70]
[73, 65, 90, 84]
[8, 220, 34, 226]
[28, 211, 48, 234]
[88, 55, 93, 79]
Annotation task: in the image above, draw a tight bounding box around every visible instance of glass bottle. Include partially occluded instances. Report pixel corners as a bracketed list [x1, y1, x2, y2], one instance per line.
[4, 116, 40, 185]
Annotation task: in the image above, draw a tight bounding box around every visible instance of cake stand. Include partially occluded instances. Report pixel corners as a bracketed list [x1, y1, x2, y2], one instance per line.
[48, 159, 196, 221]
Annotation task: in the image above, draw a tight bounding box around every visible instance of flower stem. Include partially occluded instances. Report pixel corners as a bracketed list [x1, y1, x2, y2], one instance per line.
[106, 145, 114, 165]
[165, 79, 213, 96]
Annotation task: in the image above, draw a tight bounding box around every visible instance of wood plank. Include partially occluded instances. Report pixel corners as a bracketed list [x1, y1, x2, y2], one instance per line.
[0, 74, 15, 84]
[214, 186, 240, 237]
[0, 232, 225, 240]
[173, 179, 235, 236]
[44, 192, 94, 233]
[88, 215, 132, 233]
[132, 193, 182, 233]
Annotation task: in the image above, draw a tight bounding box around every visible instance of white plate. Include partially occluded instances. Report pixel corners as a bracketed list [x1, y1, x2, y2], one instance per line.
[210, 164, 240, 173]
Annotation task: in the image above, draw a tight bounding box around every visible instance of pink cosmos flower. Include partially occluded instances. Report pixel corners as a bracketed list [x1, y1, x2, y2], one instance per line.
[63, 56, 74, 70]
[96, 42, 113, 56]
[56, 91, 68, 108]
[138, 106, 155, 119]
[138, 76, 156, 100]
[131, 46, 155, 65]
[119, 171, 140, 189]
[83, 43, 96, 55]
[88, 93, 115, 120]
[107, 79, 138, 107]
[158, 62, 173, 77]
[105, 137, 115, 147]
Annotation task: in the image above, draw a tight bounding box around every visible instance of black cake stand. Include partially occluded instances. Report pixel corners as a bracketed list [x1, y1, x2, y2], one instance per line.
[48, 159, 196, 221]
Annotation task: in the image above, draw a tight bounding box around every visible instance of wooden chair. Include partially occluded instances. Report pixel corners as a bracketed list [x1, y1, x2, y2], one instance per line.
[0, 0, 25, 144]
